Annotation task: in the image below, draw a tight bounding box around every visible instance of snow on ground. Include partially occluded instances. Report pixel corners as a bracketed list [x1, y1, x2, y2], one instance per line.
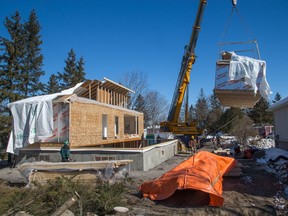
[254, 138, 275, 149]
[256, 147, 288, 200]
[258, 148, 288, 163]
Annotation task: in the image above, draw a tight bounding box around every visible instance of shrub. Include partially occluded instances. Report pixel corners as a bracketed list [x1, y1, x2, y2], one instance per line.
[0, 176, 127, 216]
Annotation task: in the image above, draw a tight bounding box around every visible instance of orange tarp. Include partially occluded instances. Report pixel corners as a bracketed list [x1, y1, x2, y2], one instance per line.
[140, 151, 236, 206]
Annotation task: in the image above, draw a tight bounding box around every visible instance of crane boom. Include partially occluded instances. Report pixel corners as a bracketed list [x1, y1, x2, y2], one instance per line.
[160, 0, 207, 135]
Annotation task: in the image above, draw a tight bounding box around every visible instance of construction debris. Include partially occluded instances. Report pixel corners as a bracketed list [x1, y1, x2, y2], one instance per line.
[18, 160, 132, 185]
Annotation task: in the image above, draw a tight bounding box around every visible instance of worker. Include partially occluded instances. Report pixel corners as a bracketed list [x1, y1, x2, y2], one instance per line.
[189, 136, 197, 155]
[156, 134, 161, 144]
[60, 140, 71, 162]
[234, 144, 241, 156]
[212, 136, 217, 148]
[216, 135, 221, 148]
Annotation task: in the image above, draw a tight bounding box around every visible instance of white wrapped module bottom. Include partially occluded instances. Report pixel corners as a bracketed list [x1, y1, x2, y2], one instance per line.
[214, 52, 272, 108]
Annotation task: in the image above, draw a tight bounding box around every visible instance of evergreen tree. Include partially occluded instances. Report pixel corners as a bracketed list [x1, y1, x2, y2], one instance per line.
[45, 74, 61, 94]
[0, 11, 24, 150]
[0, 10, 45, 150]
[248, 97, 273, 124]
[0, 11, 24, 103]
[20, 9, 44, 97]
[187, 104, 196, 122]
[194, 88, 209, 128]
[272, 92, 282, 104]
[77, 56, 85, 81]
[206, 92, 223, 133]
[58, 49, 86, 89]
[209, 91, 222, 110]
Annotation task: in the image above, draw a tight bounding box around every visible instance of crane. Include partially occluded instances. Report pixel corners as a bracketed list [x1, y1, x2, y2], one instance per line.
[160, 0, 207, 137]
[160, 0, 239, 140]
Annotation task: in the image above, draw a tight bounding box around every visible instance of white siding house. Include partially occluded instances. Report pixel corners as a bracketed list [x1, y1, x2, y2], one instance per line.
[268, 97, 288, 150]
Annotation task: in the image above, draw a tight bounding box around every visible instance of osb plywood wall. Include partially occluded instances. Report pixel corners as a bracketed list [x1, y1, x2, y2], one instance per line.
[69, 101, 144, 147]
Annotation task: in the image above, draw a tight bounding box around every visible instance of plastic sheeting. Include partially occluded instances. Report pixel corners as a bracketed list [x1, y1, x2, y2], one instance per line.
[140, 151, 236, 206]
[215, 52, 272, 100]
[229, 52, 272, 99]
[7, 83, 83, 155]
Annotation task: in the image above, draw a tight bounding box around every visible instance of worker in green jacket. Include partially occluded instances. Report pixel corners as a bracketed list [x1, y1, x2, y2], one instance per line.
[60, 140, 71, 162]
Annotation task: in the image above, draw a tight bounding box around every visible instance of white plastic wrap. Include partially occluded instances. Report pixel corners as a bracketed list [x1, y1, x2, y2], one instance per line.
[215, 52, 272, 100]
[7, 82, 83, 154]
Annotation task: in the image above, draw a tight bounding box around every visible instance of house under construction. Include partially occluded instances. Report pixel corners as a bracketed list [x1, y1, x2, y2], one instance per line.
[7, 77, 178, 171]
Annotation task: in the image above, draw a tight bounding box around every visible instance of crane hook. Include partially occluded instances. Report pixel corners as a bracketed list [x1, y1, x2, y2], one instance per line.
[232, 0, 237, 7]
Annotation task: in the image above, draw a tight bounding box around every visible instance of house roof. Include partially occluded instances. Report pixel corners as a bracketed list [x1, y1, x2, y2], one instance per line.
[268, 96, 288, 111]
[8, 77, 133, 107]
[103, 77, 135, 93]
[77, 78, 134, 99]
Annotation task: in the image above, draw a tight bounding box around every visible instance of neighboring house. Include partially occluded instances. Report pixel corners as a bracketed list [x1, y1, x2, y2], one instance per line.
[268, 96, 288, 150]
[255, 125, 274, 137]
[7, 78, 144, 156]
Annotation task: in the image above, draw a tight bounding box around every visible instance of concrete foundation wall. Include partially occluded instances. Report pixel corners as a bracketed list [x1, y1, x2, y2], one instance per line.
[142, 140, 178, 171]
[16, 140, 178, 171]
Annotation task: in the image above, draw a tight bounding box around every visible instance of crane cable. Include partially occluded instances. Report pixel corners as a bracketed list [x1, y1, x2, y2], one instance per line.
[219, 1, 256, 48]
[219, 5, 236, 43]
[212, 115, 239, 135]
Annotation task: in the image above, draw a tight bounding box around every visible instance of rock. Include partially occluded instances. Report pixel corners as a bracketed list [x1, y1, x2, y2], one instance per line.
[15, 211, 33, 216]
[113, 206, 129, 215]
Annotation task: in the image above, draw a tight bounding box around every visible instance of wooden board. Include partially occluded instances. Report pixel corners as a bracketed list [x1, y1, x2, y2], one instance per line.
[214, 89, 261, 108]
[28, 170, 102, 185]
[18, 160, 133, 172]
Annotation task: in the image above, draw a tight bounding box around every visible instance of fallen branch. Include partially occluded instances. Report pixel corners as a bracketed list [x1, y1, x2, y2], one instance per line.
[51, 191, 80, 216]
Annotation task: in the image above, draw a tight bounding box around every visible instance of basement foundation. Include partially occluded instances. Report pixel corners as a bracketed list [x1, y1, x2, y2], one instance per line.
[15, 139, 178, 171]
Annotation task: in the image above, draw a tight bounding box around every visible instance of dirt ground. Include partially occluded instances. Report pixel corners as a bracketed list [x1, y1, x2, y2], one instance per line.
[0, 143, 287, 216]
[126, 145, 287, 216]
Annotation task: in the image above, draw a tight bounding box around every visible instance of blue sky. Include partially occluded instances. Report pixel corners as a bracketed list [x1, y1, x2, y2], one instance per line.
[1, 0, 288, 105]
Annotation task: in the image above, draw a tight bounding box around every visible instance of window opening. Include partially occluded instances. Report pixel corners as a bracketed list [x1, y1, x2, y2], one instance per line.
[115, 116, 119, 138]
[102, 114, 108, 139]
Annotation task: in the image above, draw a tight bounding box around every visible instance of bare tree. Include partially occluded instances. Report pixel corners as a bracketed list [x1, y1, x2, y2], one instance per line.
[119, 70, 148, 109]
[230, 115, 258, 146]
[144, 90, 169, 130]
